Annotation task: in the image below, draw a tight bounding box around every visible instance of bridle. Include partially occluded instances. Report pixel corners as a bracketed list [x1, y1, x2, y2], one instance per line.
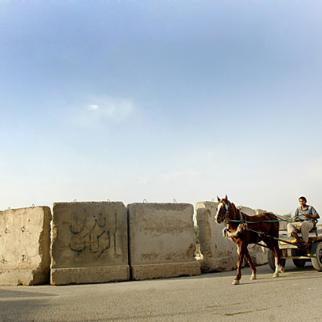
[217, 201, 245, 224]
[217, 202, 231, 224]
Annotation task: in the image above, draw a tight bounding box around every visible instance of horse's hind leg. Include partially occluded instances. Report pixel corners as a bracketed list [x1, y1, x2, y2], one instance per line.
[233, 241, 245, 285]
[244, 247, 256, 280]
[277, 246, 284, 273]
[272, 241, 282, 278]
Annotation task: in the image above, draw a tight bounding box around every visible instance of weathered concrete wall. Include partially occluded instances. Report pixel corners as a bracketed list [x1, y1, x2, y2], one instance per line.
[238, 206, 268, 266]
[278, 214, 291, 231]
[51, 202, 129, 285]
[196, 202, 238, 272]
[0, 207, 51, 285]
[128, 203, 200, 280]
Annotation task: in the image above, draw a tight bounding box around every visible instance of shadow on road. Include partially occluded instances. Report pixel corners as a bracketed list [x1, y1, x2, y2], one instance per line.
[0, 289, 57, 299]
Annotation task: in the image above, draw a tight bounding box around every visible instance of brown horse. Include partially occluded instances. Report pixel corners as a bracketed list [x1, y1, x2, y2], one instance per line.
[215, 196, 283, 285]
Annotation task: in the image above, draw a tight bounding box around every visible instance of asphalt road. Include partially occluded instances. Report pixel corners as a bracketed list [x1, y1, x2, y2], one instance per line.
[0, 263, 321, 322]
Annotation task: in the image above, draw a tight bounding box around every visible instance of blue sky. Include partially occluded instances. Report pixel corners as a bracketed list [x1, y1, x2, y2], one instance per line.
[1, 0, 322, 214]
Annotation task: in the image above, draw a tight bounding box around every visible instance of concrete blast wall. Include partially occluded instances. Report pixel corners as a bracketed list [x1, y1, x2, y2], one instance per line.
[128, 203, 201, 280]
[0, 200, 271, 286]
[51, 202, 129, 285]
[0, 206, 51, 285]
[196, 202, 238, 272]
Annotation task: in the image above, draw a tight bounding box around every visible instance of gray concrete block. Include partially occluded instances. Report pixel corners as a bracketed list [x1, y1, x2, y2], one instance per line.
[128, 203, 200, 280]
[51, 202, 129, 285]
[196, 202, 238, 272]
[0, 206, 51, 285]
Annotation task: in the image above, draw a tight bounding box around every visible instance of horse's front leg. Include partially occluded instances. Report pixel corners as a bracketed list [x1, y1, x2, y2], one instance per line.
[244, 247, 256, 280]
[233, 241, 245, 285]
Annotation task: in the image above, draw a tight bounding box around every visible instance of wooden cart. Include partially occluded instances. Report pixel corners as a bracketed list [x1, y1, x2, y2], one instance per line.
[268, 225, 322, 271]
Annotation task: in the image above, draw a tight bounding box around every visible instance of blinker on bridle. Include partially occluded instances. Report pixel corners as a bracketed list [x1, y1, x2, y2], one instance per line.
[218, 202, 230, 223]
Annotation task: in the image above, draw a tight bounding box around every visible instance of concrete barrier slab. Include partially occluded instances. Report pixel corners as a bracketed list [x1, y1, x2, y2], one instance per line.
[51, 202, 129, 285]
[196, 202, 238, 272]
[0, 206, 51, 285]
[128, 203, 200, 280]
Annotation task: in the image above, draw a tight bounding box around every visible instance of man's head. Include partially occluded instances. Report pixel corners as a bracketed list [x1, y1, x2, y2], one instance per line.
[299, 196, 307, 207]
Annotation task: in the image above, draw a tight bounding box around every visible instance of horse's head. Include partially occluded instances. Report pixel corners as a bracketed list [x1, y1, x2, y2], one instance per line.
[215, 195, 236, 224]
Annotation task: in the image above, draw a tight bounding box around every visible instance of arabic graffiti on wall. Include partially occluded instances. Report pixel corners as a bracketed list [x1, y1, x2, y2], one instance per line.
[69, 212, 121, 258]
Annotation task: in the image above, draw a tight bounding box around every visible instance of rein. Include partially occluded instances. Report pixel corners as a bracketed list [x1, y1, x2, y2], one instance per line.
[229, 211, 291, 224]
[219, 202, 291, 225]
[229, 219, 289, 224]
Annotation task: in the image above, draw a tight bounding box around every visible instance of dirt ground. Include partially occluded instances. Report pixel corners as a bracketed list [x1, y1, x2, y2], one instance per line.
[0, 262, 321, 322]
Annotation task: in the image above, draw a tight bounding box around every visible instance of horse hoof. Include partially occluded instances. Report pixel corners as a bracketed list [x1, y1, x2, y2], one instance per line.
[250, 275, 256, 280]
[280, 267, 285, 273]
[232, 280, 240, 285]
[273, 273, 279, 278]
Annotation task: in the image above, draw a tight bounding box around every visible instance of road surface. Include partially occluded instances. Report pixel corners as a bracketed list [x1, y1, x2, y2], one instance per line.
[0, 263, 321, 322]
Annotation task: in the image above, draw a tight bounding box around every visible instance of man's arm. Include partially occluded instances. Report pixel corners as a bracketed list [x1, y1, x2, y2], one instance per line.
[294, 208, 300, 221]
[304, 207, 320, 220]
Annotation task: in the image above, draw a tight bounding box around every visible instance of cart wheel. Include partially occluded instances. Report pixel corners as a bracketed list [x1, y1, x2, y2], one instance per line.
[268, 250, 285, 271]
[311, 242, 322, 271]
[292, 259, 306, 268]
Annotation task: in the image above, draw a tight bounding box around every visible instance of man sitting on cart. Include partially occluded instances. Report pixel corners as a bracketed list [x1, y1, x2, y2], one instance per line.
[287, 196, 320, 246]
